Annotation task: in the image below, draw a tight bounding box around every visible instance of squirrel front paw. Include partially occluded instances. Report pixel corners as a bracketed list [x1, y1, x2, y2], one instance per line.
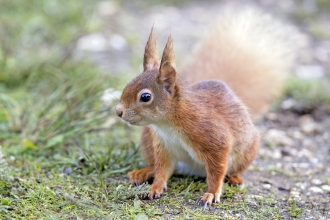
[140, 182, 167, 200]
[196, 192, 221, 209]
[128, 167, 154, 186]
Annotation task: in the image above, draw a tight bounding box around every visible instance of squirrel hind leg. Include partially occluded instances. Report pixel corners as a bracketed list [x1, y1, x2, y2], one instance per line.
[127, 167, 154, 186]
[224, 174, 243, 186]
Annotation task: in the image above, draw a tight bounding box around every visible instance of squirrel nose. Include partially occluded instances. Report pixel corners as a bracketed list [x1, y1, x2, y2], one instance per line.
[116, 109, 123, 118]
[115, 104, 123, 118]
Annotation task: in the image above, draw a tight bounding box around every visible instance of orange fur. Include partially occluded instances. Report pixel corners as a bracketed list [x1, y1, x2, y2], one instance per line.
[115, 7, 295, 207]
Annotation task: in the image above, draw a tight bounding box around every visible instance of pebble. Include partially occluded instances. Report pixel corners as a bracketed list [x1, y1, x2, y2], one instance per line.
[309, 157, 319, 164]
[262, 184, 272, 190]
[308, 186, 323, 194]
[281, 98, 296, 110]
[315, 46, 329, 62]
[295, 65, 325, 79]
[289, 188, 301, 200]
[298, 148, 313, 158]
[288, 130, 304, 140]
[321, 185, 330, 192]
[77, 33, 108, 52]
[323, 132, 329, 141]
[292, 163, 310, 169]
[311, 179, 322, 185]
[259, 148, 282, 159]
[245, 195, 263, 204]
[97, 1, 118, 17]
[265, 112, 277, 121]
[295, 182, 308, 191]
[290, 191, 300, 197]
[62, 167, 73, 175]
[109, 34, 127, 50]
[281, 146, 298, 157]
[299, 115, 320, 135]
[264, 129, 294, 146]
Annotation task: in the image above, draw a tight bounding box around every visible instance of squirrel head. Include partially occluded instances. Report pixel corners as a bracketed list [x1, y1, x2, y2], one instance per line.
[115, 28, 179, 126]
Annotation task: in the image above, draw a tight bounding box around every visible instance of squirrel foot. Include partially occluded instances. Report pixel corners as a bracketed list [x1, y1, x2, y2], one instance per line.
[196, 192, 221, 209]
[140, 182, 167, 200]
[127, 167, 154, 186]
[225, 174, 243, 186]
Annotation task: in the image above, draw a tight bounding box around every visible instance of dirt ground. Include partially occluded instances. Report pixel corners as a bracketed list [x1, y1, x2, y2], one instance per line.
[78, 0, 330, 218]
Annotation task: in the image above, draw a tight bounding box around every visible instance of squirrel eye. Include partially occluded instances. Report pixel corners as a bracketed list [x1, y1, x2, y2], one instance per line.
[140, 93, 151, 102]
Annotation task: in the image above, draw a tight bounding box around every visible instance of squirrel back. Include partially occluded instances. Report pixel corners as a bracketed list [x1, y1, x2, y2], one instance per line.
[180, 7, 296, 117]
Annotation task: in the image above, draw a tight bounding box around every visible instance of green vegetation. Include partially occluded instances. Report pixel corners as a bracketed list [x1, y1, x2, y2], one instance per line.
[283, 76, 330, 105]
[288, 201, 305, 218]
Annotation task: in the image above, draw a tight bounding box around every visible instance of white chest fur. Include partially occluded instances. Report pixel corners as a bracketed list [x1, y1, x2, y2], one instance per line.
[151, 124, 207, 177]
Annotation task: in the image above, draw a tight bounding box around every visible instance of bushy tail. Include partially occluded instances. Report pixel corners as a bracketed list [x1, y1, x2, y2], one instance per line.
[180, 6, 299, 117]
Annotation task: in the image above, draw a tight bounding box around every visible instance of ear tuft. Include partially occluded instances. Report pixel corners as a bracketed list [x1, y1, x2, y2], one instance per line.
[160, 34, 175, 65]
[143, 26, 159, 71]
[158, 61, 177, 95]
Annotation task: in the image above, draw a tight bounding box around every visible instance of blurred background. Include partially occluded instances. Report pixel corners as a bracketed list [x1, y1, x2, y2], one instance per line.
[0, 0, 330, 218]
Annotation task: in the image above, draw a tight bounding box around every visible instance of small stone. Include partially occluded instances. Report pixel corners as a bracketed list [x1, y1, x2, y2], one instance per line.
[290, 191, 300, 196]
[281, 147, 292, 156]
[265, 112, 277, 121]
[298, 148, 313, 158]
[321, 185, 330, 192]
[245, 195, 263, 204]
[36, 178, 41, 183]
[262, 184, 272, 190]
[308, 186, 323, 194]
[264, 129, 294, 146]
[315, 46, 329, 62]
[97, 1, 118, 17]
[278, 186, 289, 191]
[299, 115, 320, 135]
[302, 139, 313, 147]
[62, 167, 73, 175]
[281, 98, 296, 110]
[311, 179, 322, 185]
[272, 149, 282, 159]
[289, 130, 304, 140]
[289, 188, 300, 200]
[295, 65, 325, 79]
[295, 182, 308, 190]
[310, 158, 319, 164]
[323, 132, 330, 141]
[109, 34, 127, 51]
[77, 33, 108, 52]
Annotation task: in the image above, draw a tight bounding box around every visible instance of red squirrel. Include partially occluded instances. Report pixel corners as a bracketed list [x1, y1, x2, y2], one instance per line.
[115, 7, 295, 207]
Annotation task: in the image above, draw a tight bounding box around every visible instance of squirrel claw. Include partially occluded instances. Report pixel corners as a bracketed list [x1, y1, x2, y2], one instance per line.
[139, 193, 148, 200]
[148, 192, 161, 200]
[139, 192, 161, 200]
[196, 197, 209, 209]
[133, 182, 140, 187]
[197, 192, 219, 208]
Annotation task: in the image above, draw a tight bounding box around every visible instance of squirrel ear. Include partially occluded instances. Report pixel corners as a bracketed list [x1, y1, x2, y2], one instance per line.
[158, 61, 177, 96]
[158, 35, 177, 96]
[143, 26, 159, 71]
[160, 34, 175, 65]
